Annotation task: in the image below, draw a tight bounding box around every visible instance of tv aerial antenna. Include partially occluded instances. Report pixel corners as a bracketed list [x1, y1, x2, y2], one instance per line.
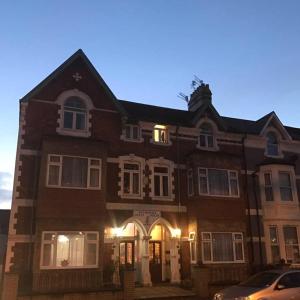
[191, 75, 203, 90]
[177, 92, 189, 103]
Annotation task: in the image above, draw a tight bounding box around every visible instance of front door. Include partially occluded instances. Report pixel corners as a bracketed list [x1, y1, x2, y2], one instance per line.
[149, 241, 162, 283]
[120, 241, 134, 267]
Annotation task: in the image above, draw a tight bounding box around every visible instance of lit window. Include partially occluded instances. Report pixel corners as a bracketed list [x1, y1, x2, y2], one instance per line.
[63, 97, 87, 131]
[283, 226, 300, 263]
[123, 162, 141, 196]
[124, 125, 140, 141]
[198, 168, 239, 197]
[202, 232, 244, 263]
[266, 132, 279, 156]
[41, 232, 98, 268]
[153, 166, 170, 197]
[279, 172, 293, 201]
[264, 173, 273, 201]
[47, 155, 101, 189]
[269, 226, 280, 263]
[153, 125, 168, 144]
[187, 169, 194, 196]
[199, 123, 214, 148]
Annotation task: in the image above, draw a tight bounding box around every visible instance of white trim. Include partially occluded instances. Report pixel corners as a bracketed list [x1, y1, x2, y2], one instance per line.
[198, 167, 240, 198]
[196, 118, 219, 151]
[120, 124, 144, 143]
[46, 154, 102, 190]
[106, 202, 187, 212]
[264, 127, 284, 158]
[147, 157, 175, 201]
[40, 231, 99, 270]
[118, 155, 145, 199]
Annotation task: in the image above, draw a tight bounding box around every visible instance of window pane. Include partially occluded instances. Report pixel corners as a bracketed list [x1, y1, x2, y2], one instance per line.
[265, 187, 274, 201]
[264, 173, 272, 185]
[162, 176, 169, 196]
[42, 243, 53, 266]
[235, 242, 243, 260]
[154, 167, 168, 173]
[86, 243, 97, 265]
[50, 156, 60, 163]
[271, 246, 280, 263]
[75, 112, 86, 130]
[208, 169, 229, 196]
[124, 172, 130, 194]
[124, 163, 139, 170]
[89, 168, 100, 187]
[48, 165, 60, 185]
[270, 227, 278, 244]
[154, 175, 160, 196]
[63, 111, 73, 129]
[230, 178, 239, 196]
[125, 126, 131, 139]
[190, 241, 196, 262]
[90, 159, 100, 166]
[132, 173, 140, 194]
[62, 157, 88, 187]
[207, 135, 214, 148]
[132, 126, 139, 139]
[199, 135, 206, 147]
[199, 177, 208, 194]
[203, 241, 211, 261]
[212, 233, 234, 262]
[284, 227, 298, 244]
[44, 233, 55, 241]
[280, 188, 293, 201]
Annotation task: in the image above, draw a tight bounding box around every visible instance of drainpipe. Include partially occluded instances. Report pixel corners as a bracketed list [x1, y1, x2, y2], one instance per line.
[252, 172, 264, 270]
[242, 134, 254, 269]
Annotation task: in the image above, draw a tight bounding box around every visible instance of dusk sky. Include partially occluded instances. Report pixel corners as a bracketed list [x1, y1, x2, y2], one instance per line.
[1, 1, 300, 208]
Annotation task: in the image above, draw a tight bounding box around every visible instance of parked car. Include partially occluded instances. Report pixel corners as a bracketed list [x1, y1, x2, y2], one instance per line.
[213, 269, 300, 300]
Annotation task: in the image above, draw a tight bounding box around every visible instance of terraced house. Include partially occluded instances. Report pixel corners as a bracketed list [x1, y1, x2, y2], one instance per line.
[3, 49, 300, 298]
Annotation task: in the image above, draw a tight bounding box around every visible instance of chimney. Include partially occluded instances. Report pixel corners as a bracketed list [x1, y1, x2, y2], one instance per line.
[188, 83, 212, 112]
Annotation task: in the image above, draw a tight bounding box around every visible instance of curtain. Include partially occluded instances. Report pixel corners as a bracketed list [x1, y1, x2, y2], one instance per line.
[208, 170, 229, 195]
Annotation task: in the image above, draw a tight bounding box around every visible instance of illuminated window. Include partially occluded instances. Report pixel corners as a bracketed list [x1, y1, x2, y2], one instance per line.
[153, 125, 168, 144]
[63, 97, 87, 131]
[41, 231, 98, 268]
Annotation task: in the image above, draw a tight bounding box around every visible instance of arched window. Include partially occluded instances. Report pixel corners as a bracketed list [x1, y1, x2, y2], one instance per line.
[266, 132, 279, 156]
[63, 97, 87, 130]
[199, 123, 214, 148]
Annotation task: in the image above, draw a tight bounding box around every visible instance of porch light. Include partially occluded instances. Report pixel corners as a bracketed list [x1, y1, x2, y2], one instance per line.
[112, 227, 123, 237]
[172, 228, 181, 238]
[58, 235, 69, 243]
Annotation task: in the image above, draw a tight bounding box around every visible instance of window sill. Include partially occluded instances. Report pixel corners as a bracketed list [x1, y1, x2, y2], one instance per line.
[199, 193, 240, 198]
[264, 153, 284, 159]
[120, 135, 144, 143]
[150, 139, 172, 146]
[151, 196, 174, 201]
[120, 194, 143, 200]
[40, 265, 98, 270]
[202, 261, 245, 264]
[56, 128, 91, 138]
[46, 185, 101, 190]
[196, 145, 219, 152]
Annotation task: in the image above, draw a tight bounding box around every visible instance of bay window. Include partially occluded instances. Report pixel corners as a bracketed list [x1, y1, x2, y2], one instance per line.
[279, 172, 293, 201]
[198, 168, 239, 197]
[47, 155, 101, 189]
[41, 231, 98, 269]
[264, 173, 274, 201]
[202, 232, 244, 263]
[283, 226, 300, 263]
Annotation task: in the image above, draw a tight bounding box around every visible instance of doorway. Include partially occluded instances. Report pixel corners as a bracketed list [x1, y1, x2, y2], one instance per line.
[149, 241, 162, 283]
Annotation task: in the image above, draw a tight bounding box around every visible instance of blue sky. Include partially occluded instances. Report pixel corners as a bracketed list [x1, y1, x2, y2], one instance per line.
[1, 1, 300, 208]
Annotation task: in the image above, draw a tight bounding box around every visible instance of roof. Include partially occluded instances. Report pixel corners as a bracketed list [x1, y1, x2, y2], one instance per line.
[118, 99, 300, 140]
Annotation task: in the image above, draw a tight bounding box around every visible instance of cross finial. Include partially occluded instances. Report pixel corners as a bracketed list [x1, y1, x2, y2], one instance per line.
[72, 72, 82, 82]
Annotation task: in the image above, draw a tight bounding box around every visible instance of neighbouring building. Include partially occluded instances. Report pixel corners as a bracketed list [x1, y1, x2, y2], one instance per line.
[3, 49, 300, 297]
[0, 209, 10, 268]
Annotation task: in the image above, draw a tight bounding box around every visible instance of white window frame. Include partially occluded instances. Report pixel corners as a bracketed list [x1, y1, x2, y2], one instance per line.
[264, 172, 274, 201]
[121, 124, 143, 143]
[201, 232, 245, 264]
[198, 168, 239, 197]
[153, 165, 170, 198]
[283, 225, 300, 264]
[269, 225, 280, 263]
[46, 154, 101, 190]
[264, 129, 283, 158]
[63, 103, 87, 131]
[121, 161, 142, 198]
[187, 168, 194, 196]
[189, 231, 197, 264]
[40, 231, 99, 269]
[279, 171, 293, 202]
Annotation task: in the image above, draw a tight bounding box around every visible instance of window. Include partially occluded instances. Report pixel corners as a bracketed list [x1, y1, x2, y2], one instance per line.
[63, 97, 87, 131]
[189, 232, 197, 264]
[124, 125, 140, 141]
[153, 125, 168, 144]
[202, 232, 244, 263]
[187, 169, 194, 196]
[199, 123, 214, 148]
[264, 173, 274, 201]
[278, 272, 300, 288]
[279, 172, 293, 201]
[283, 226, 300, 263]
[41, 231, 98, 269]
[122, 162, 141, 196]
[47, 155, 101, 189]
[266, 132, 279, 156]
[198, 168, 239, 197]
[269, 226, 280, 263]
[153, 166, 170, 197]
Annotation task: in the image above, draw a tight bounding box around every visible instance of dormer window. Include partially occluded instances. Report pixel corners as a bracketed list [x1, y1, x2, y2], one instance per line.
[266, 132, 279, 156]
[199, 123, 214, 148]
[153, 125, 168, 144]
[125, 125, 140, 140]
[63, 97, 87, 131]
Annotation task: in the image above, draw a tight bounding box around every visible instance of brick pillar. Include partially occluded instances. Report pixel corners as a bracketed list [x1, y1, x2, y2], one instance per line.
[1, 273, 19, 300]
[123, 269, 135, 300]
[191, 266, 209, 298]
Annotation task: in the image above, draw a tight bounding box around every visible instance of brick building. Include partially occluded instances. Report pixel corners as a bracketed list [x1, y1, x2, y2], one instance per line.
[3, 49, 300, 297]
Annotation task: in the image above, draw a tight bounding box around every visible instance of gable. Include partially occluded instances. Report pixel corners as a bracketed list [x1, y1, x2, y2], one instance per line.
[21, 50, 126, 115]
